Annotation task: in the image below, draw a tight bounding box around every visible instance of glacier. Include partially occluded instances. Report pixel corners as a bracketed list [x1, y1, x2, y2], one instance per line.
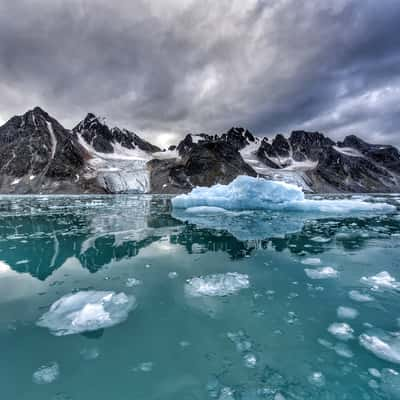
[171, 176, 396, 213]
[37, 291, 136, 336]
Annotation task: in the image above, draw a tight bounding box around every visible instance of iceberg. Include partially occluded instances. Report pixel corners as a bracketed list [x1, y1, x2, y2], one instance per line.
[171, 176, 396, 213]
[37, 291, 136, 336]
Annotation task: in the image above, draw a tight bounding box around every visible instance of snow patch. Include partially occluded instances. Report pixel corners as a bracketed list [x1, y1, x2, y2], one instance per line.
[37, 291, 136, 336]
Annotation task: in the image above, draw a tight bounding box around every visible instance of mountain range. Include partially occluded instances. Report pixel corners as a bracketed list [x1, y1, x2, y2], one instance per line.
[0, 107, 399, 194]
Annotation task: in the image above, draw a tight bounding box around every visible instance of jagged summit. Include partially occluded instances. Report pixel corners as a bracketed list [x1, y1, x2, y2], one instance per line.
[0, 107, 399, 194]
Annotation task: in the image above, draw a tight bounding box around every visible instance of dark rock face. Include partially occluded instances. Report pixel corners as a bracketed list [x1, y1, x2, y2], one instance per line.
[307, 146, 398, 193]
[0, 107, 103, 194]
[339, 135, 400, 173]
[73, 113, 160, 153]
[150, 134, 257, 193]
[256, 139, 281, 169]
[220, 127, 255, 151]
[289, 131, 334, 161]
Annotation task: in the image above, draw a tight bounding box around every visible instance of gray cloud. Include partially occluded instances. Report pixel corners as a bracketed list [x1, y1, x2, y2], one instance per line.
[0, 0, 399, 148]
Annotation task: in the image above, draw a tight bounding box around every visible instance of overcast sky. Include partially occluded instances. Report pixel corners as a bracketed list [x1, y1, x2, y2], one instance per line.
[0, 0, 399, 148]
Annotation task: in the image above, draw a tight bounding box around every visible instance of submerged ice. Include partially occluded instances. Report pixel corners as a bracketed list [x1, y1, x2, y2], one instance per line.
[37, 291, 136, 336]
[172, 176, 396, 213]
[185, 273, 250, 297]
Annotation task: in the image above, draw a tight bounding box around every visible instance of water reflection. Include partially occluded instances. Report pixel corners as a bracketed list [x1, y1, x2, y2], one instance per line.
[0, 195, 398, 280]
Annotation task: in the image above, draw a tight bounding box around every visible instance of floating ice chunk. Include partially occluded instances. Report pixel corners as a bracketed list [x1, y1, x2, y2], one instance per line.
[37, 291, 136, 336]
[172, 176, 395, 213]
[349, 290, 374, 302]
[337, 306, 359, 320]
[360, 332, 400, 364]
[305, 267, 339, 279]
[328, 322, 354, 340]
[32, 362, 59, 384]
[369, 368, 381, 378]
[168, 271, 178, 279]
[80, 347, 100, 360]
[301, 258, 321, 265]
[185, 273, 249, 297]
[126, 278, 142, 287]
[361, 271, 400, 291]
[308, 371, 326, 387]
[243, 353, 257, 368]
[334, 343, 354, 358]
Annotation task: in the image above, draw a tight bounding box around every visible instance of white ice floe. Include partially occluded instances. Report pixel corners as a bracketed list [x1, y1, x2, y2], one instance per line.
[80, 347, 100, 360]
[308, 371, 326, 387]
[305, 267, 339, 279]
[348, 290, 374, 302]
[360, 331, 400, 364]
[337, 306, 359, 320]
[126, 278, 142, 287]
[32, 362, 59, 384]
[37, 291, 136, 336]
[328, 322, 354, 341]
[185, 273, 249, 297]
[171, 176, 396, 213]
[361, 271, 400, 291]
[301, 257, 321, 265]
[381, 368, 400, 398]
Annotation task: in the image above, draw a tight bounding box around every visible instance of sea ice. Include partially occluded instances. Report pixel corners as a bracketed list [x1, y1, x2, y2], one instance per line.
[171, 176, 396, 213]
[301, 257, 321, 265]
[361, 271, 400, 291]
[185, 273, 249, 297]
[305, 267, 339, 279]
[308, 371, 326, 387]
[360, 331, 400, 364]
[32, 362, 59, 384]
[328, 322, 354, 340]
[348, 290, 374, 302]
[37, 291, 136, 336]
[337, 306, 359, 320]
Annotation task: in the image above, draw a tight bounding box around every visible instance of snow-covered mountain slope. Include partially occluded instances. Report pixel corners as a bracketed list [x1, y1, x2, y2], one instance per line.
[73, 114, 162, 193]
[1, 108, 400, 194]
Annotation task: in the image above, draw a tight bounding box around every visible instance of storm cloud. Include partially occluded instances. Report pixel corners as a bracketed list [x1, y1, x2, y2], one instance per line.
[0, 0, 399, 147]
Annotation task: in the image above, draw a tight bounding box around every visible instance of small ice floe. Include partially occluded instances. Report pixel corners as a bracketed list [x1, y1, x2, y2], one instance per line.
[311, 236, 331, 243]
[32, 362, 59, 384]
[304, 267, 339, 280]
[360, 271, 400, 291]
[185, 272, 249, 297]
[348, 290, 374, 302]
[337, 306, 359, 320]
[168, 271, 178, 279]
[126, 278, 142, 287]
[308, 371, 326, 387]
[243, 353, 257, 368]
[80, 347, 100, 360]
[37, 291, 136, 336]
[368, 368, 382, 378]
[328, 322, 354, 341]
[359, 331, 400, 364]
[301, 258, 321, 265]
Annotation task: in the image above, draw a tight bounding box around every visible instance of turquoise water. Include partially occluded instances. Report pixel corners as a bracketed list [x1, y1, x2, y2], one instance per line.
[1, 194, 400, 399]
